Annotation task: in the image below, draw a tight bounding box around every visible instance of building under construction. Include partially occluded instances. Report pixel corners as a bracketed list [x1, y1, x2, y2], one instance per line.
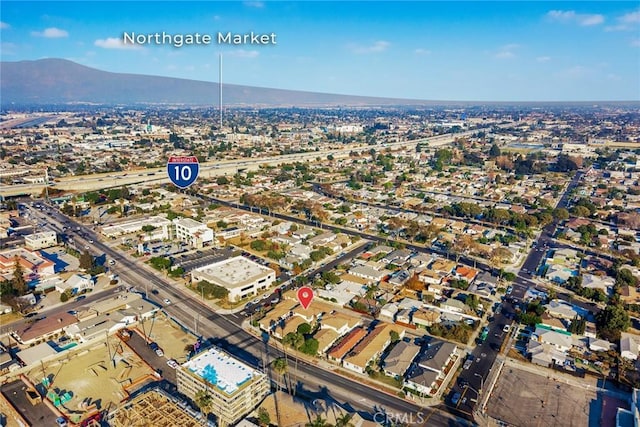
[109, 388, 207, 427]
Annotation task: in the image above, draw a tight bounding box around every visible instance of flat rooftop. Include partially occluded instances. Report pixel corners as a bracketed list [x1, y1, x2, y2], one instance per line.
[183, 347, 263, 395]
[192, 256, 273, 289]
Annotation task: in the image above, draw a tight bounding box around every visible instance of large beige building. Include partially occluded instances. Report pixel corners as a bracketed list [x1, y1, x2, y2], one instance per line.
[24, 231, 58, 250]
[191, 256, 275, 302]
[176, 347, 269, 427]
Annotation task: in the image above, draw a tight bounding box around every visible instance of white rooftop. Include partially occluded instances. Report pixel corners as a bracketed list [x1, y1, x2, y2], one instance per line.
[183, 347, 262, 395]
[193, 256, 273, 289]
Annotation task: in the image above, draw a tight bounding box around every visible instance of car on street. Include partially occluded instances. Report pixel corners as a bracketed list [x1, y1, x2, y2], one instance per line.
[463, 360, 472, 370]
[167, 359, 179, 369]
[163, 298, 171, 305]
[503, 325, 511, 333]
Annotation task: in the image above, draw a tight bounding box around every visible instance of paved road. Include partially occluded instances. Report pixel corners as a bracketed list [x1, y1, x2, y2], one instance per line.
[450, 298, 517, 416]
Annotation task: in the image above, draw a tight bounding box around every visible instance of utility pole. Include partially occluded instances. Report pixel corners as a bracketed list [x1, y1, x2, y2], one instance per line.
[219, 54, 223, 130]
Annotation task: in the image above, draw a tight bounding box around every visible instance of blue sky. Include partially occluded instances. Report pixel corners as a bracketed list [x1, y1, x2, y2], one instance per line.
[1, 1, 639, 101]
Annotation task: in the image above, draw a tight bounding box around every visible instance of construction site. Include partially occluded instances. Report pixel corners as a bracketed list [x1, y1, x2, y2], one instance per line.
[108, 388, 205, 427]
[24, 335, 156, 425]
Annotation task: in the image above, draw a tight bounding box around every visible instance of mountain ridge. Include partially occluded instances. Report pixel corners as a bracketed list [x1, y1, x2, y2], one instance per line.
[0, 58, 433, 107]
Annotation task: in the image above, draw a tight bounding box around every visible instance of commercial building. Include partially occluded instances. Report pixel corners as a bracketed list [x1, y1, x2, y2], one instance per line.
[24, 231, 58, 250]
[191, 256, 275, 302]
[176, 347, 269, 427]
[101, 216, 173, 241]
[0, 248, 55, 277]
[173, 217, 214, 248]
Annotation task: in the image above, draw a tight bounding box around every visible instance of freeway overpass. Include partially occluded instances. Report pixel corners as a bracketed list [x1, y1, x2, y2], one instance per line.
[0, 130, 481, 197]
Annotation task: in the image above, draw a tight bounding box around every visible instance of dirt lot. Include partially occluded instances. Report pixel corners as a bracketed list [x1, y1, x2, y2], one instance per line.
[136, 315, 197, 362]
[486, 365, 597, 427]
[25, 339, 155, 423]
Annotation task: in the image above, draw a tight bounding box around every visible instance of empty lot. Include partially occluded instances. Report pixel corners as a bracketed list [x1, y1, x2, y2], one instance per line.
[486, 366, 597, 427]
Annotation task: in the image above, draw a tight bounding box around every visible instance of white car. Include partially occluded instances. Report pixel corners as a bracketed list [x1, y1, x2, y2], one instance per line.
[167, 359, 179, 369]
[163, 298, 171, 305]
[503, 325, 511, 333]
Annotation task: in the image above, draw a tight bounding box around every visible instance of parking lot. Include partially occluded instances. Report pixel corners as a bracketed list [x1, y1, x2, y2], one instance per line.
[125, 331, 177, 384]
[486, 365, 597, 427]
[171, 247, 235, 272]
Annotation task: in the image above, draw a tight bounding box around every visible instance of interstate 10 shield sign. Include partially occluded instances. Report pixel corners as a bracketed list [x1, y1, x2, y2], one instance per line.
[167, 156, 199, 189]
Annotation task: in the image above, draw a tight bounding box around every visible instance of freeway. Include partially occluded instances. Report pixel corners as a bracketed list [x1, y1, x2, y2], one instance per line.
[0, 129, 484, 197]
[14, 202, 472, 426]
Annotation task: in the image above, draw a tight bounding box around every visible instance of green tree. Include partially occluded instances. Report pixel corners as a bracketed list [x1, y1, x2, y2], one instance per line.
[297, 323, 312, 335]
[389, 330, 400, 343]
[306, 415, 331, 427]
[141, 225, 156, 233]
[335, 413, 354, 427]
[283, 332, 304, 350]
[11, 257, 28, 296]
[552, 208, 570, 221]
[272, 357, 288, 392]
[258, 407, 271, 427]
[596, 304, 630, 342]
[616, 269, 638, 287]
[60, 289, 73, 302]
[250, 240, 268, 251]
[194, 390, 213, 422]
[299, 338, 319, 355]
[79, 251, 95, 271]
[489, 143, 501, 157]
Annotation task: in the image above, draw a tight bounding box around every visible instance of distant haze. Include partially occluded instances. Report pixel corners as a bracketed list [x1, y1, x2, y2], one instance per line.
[0, 59, 436, 107]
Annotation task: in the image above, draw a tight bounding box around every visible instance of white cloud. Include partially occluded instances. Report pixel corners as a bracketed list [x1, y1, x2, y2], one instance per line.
[536, 56, 551, 62]
[620, 10, 640, 24]
[31, 27, 69, 38]
[547, 10, 604, 26]
[95, 37, 142, 50]
[606, 73, 621, 81]
[243, 1, 264, 8]
[348, 40, 390, 54]
[227, 49, 259, 58]
[414, 48, 431, 55]
[631, 39, 640, 47]
[0, 21, 10, 30]
[494, 43, 519, 59]
[605, 9, 640, 31]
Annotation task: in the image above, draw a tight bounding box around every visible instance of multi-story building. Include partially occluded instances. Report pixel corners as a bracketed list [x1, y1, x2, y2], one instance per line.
[176, 347, 269, 427]
[173, 217, 214, 248]
[24, 231, 58, 250]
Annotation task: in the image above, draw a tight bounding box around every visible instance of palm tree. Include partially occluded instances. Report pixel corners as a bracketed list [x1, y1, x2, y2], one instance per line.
[194, 389, 213, 422]
[335, 412, 354, 427]
[272, 357, 288, 392]
[306, 414, 332, 427]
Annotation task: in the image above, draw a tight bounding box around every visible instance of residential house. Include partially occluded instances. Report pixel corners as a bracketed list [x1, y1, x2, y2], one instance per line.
[55, 273, 94, 295]
[404, 340, 457, 396]
[327, 327, 367, 362]
[383, 341, 421, 379]
[343, 324, 404, 374]
[412, 309, 441, 328]
[620, 333, 640, 361]
[544, 300, 586, 320]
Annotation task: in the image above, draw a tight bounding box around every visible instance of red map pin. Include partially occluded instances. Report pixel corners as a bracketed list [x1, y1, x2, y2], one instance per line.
[297, 286, 314, 309]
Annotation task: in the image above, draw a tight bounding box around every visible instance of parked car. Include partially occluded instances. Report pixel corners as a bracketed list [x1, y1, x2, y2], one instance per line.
[451, 392, 461, 405]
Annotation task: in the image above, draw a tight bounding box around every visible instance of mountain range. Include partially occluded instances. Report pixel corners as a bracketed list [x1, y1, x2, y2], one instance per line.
[1, 58, 433, 107]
